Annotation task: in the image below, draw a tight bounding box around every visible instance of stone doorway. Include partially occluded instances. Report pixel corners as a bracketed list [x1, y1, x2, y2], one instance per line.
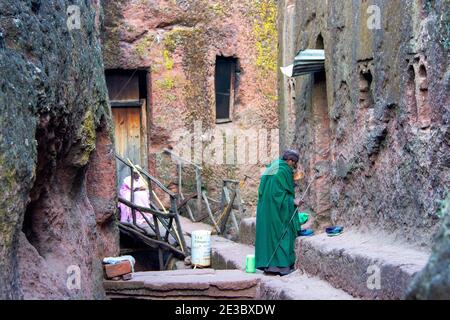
[105, 69, 150, 187]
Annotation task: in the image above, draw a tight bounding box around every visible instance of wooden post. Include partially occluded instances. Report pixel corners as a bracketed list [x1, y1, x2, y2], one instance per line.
[195, 167, 202, 216]
[202, 190, 221, 233]
[219, 188, 237, 234]
[179, 163, 195, 221]
[152, 214, 164, 271]
[164, 218, 174, 242]
[232, 187, 242, 233]
[130, 167, 136, 226]
[147, 174, 153, 220]
[220, 180, 226, 213]
[223, 181, 240, 233]
[171, 196, 187, 254]
[233, 186, 244, 233]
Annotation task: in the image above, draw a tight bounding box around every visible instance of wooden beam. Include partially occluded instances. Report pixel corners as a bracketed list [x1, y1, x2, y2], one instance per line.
[118, 223, 185, 258]
[115, 154, 176, 197]
[171, 197, 187, 254]
[176, 193, 198, 211]
[110, 100, 143, 108]
[219, 189, 237, 234]
[118, 197, 176, 218]
[202, 190, 221, 233]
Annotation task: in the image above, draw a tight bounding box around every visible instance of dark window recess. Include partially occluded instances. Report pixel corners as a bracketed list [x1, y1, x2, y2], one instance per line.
[215, 56, 237, 121]
[105, 69, 148, 104]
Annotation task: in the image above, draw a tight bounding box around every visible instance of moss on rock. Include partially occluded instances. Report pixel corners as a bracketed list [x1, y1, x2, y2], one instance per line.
[73, 110, 97, 167]
[249, 0, 277, 76]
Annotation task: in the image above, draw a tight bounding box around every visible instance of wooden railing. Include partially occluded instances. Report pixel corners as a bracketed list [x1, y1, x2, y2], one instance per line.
[115, 154, 187, 270]
[163, 148, 203, 219]
[162, 149, 247, 236]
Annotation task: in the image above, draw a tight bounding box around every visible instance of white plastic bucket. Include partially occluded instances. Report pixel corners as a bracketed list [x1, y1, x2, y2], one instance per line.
[191, 230, 212, 267]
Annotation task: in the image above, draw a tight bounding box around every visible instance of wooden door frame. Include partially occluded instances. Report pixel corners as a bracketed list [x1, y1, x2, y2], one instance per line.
[140, 99, 149, 172]
[111, 99, 149, 172]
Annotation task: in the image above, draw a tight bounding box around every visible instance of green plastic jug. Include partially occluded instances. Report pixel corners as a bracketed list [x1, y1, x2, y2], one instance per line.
[245, 254, 256, 273]
[298, 212, 309, 225]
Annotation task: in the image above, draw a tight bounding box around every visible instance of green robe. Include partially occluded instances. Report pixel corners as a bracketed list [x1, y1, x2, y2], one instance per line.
[255, 159, 300, 269]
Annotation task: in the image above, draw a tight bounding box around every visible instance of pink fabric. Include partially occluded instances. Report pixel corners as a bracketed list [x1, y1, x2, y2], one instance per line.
[118, 176, 152, 225]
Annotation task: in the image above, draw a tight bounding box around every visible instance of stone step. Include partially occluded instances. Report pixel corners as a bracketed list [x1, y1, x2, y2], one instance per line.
[257, 270, 356, 300]
[179, 216, 360, 300]
[104, 269, 262, 299]
[211, 235, 254, 271]
[295, 231, 430, 300]
[180, 215, 430, 300]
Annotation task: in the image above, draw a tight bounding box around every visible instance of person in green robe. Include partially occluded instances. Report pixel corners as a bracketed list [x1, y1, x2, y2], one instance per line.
[255, 149, 302, 276]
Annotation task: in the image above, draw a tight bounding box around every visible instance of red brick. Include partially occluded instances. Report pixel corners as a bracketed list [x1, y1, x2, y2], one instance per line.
[104, 261, 132, 279]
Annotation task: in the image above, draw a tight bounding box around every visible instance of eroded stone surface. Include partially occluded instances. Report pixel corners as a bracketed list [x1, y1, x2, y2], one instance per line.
[211, 235, 254, 271]
[104, 269, 261, 299]
[295, 231, 430, 299]
[239, 218, 256, 246]
[407, 200, 450, 300]
[0, 1, 118, 299]
[257, 270, 355, 300]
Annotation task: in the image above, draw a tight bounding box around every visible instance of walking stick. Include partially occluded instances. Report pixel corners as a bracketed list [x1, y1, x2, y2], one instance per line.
[265, 174, 316, 269]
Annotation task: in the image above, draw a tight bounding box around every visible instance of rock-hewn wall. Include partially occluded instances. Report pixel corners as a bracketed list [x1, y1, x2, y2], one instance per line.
[102, 0, 279, 221]
[278, 0, 449, 246]
[0, 1, 119, 299]
[407, 197, 450, 299]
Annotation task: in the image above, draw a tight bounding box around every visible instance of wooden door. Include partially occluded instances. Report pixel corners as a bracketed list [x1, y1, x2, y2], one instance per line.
[112, 107, 141, 186]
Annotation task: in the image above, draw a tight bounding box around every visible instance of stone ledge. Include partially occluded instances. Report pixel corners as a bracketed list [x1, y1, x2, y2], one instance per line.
[104, 269, 261, 299]
[211, 236, 255, 271]
[295, 230, 430, 299]
[257, 271, 355, 300]
[239, 218, 256, 246]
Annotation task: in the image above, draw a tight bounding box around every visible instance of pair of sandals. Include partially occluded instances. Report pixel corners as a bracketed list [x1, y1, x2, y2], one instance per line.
[298, 229, 314, 236]
[326, 226, 344, 236]
[297, 226, 344, 237]
[297, 212, 344, 237]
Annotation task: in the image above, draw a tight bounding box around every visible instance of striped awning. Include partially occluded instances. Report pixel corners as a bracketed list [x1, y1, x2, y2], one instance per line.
[280, 49, 325, 77]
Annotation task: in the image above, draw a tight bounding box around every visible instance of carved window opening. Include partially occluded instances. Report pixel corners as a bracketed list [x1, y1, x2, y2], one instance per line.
[215, 56, 238, 123]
